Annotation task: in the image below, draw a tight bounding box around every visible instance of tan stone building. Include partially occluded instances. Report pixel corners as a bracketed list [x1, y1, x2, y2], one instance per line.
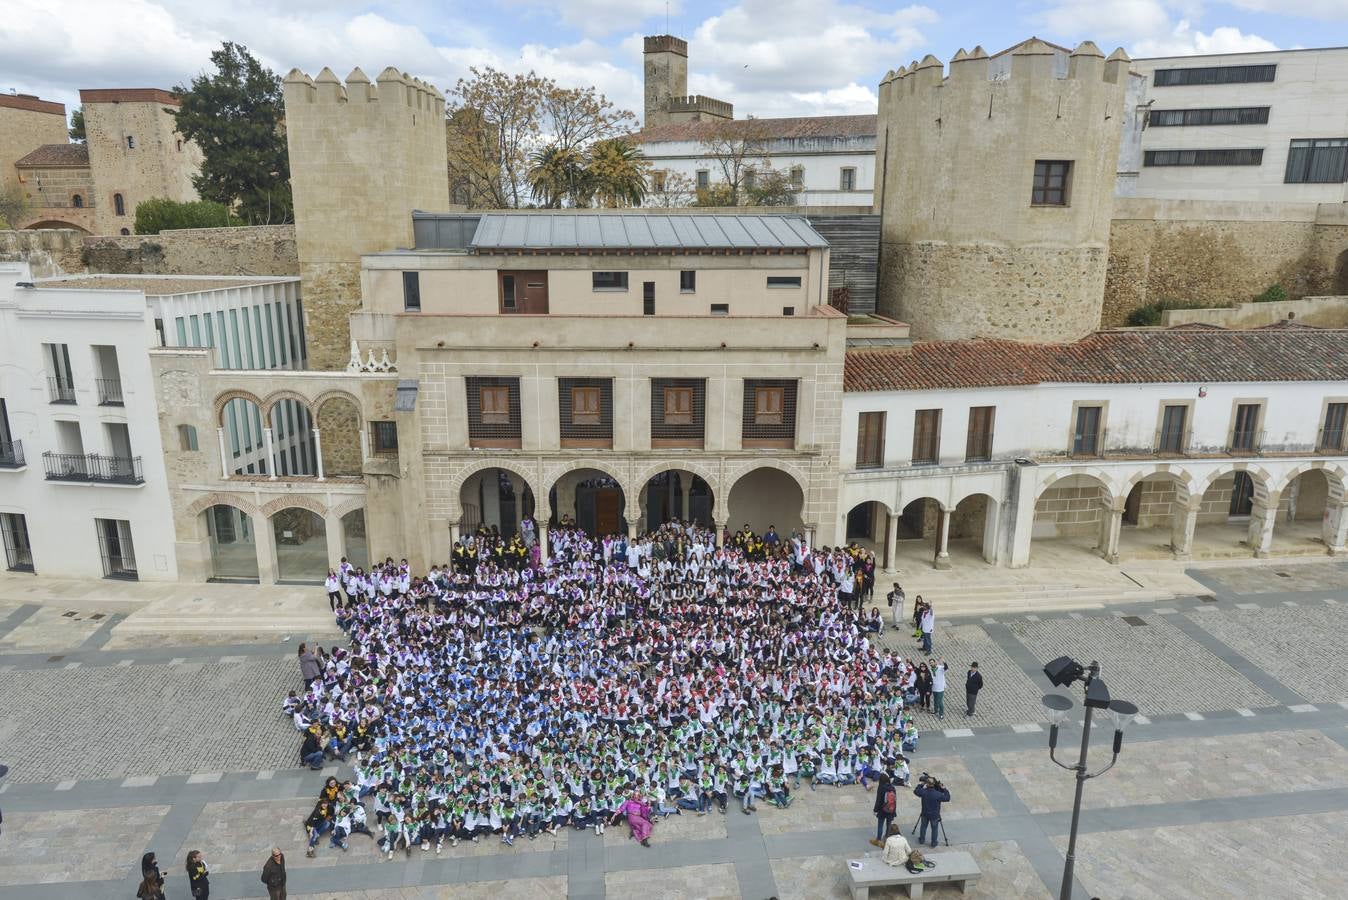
[0, 94, 69, 195]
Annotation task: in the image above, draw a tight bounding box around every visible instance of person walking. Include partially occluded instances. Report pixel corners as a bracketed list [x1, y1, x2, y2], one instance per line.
[965, 662, 984, 717]
[868, 773, 897, 848]
[931, 658, 948, 720]
[138, 853, 165, 898]
[261, 847, 287, 900]
[185, 849, 210, 899]
[887, 582, 904, 631]
[918, 604, 934, 654]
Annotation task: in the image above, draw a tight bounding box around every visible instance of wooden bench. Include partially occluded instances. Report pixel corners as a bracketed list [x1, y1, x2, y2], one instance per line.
[846, 850, 981, 899]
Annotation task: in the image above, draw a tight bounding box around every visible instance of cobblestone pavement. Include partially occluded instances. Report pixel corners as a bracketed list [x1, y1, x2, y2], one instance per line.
[3, 560, 1348, 899]
[1192, 560, 1348, 595]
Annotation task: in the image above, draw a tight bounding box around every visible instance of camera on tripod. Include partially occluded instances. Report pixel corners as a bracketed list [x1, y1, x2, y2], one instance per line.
[918, 772, 942, 790]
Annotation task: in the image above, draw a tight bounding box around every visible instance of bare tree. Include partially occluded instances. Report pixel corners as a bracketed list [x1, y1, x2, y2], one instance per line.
[539, 87, 636, 154]
[697, 120, 775, 207]
[0, 184, 31, 229]
[645, 169, 696, 207]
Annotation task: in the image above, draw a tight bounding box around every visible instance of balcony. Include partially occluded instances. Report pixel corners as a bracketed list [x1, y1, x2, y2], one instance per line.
[1068, 427, 1108, 459]
[42, 452, 144, 485]
[96, 378, 124, 406]
[965, 429, 995, 463]
[0, 440, 24, 468]
[47, 377, 75, 404]
[1317, 427, 1347, 454]
[1153, 429, 1193, 457]
[1226, 429, 1264, 455]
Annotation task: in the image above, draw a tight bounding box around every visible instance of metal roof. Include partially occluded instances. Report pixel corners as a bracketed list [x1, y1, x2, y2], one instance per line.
[469, 213, 829, 251]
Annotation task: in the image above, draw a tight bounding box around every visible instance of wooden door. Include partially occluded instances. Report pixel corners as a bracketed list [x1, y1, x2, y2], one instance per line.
[594, 488, 621, 536]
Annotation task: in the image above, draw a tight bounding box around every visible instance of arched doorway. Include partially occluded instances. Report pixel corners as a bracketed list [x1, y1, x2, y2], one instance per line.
[951, 493, 999, 566]
[203, 504, 258, 581]
[641, 470, 713, 530]
[1118, 472, 1190, 560]
[316, 395, 362, 477]
[1030, 473, 1114, 562]
[1193, 470, 1262, 558]
[462, 468, 536, 537]
[220, 396, 268, 476]
[268, 398, 318, 477]
[341, 508, 368, 570]
[1276, 469, 1335, 554]
[271, 507, 327, 582]
[550, 468, 625, 536]
[727, 467, 804, 539]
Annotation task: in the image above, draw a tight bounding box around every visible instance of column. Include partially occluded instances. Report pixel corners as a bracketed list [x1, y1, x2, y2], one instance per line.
[1006, 462, 1040, 569]
[934, 506, 952, 570]
[324, 512, 343, 567]
[449, 521, 461, 546]
[885, 512, 900, 572]
[264, 427, 277, 480]
[627, 519, 638, 541]
[715, 519, 728, 548]
[1324, 502, 1348, 555]
[216, 427, 229, 479]
[538, 521, 550, 565]
[312, 428, 325, 481]
[359, 427, 369, 463]
[1098, 504, 1123, 564]
[1247, 494, 1279, 558]
[1171, 503, 1199, 561]
[255, 513, 278, 584]
[680, 478, 692, 522]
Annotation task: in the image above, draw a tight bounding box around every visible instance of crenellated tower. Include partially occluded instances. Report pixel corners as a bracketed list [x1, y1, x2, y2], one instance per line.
[643, 35, 733, 127]
[875, 38, 1131, 342]
[283, 66, 449, 369]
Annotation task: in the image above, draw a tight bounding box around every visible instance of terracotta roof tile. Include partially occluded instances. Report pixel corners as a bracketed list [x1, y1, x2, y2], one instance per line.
[14, 143, 89, 168]
[637, 114, 876, 144]
[844, 327, 1348, 392]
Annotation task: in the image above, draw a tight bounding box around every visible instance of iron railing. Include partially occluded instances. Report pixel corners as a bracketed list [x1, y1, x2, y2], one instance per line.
[1069, 427, 1108, 459]
[0, 440, 23, 468]
[42, 452, 144, 485]
[1227, 429, 1264, 455]
[965, 429, 995, 462]
[96, 378, 124, 406]
[1317, 426, 1347, 453]
[1153, 428, 1192, 456]
[47, 377, 75, 404]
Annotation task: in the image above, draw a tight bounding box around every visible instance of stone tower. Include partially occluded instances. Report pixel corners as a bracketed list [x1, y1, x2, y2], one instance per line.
[643, 35, 733, 127]
[0, 94, 67, 195]
[875, 39, 1130, 342]
[283, 66, 449, 370]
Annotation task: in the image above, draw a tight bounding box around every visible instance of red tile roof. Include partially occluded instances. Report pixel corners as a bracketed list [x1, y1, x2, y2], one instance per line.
[637, 114, 876, 144]
[844, 327, 1348, 392]
[15, 143, 89, 168]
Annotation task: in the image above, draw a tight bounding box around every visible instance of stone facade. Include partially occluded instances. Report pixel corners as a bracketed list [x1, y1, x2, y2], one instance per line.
[81, 225, 297, 276]
[0, 229, 85, 277]
[0, 94, 67, 195]
[283, 67, 449, 371]
[875, 40, 1130, 341]
[81, 89, 203, 236]
[13, 164, 97, 233]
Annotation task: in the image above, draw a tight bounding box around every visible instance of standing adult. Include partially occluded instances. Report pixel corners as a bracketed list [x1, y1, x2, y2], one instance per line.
[185, 849, 210, 900]
[919, 603, 934, 654]
[298, 643, 321, 687]
[869, 773, 897, 848]
[914, 777, 951, 849]
[886, 582, 905, 630]
[260, 847, 287, 900]
[931, 658, 948, 720]
[139, 853, 165, 895]
[965, 662, 984, 717]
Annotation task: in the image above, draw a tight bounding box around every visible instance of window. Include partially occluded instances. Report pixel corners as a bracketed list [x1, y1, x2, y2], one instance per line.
[767, 276, 802, 289]
[95, 518, 137, 580]
[558, 378, 612, 448]
[176, 139, 182, 152]
[1152, 64, 1276, 87]
[1032, 160, 1072, 206]
[1144, 149, 1264, 167]
[1285, 139, 1348, 184]
[742, 380, 797, 449]
[1322, 402, 1347, 451]
[652, 379, 705, 448]
[710, 303, 729, 316]
[1229, 471, 1255, 516]
[119, 228, 130, 236]
[126, 135, 135, 149]
[466, 377, 521, 448]
[966, 406, 995, 462]
[782, 306, 795, 316]
[856, 411, 885, 469]
[695, 169, 710, 189]
[641, 281, 656, 316]
[592, 271, 628, 291]
[402, 271, 421, 311]
[1, 513, 33, 572]
[1072, 405, 1102, 457]
[370, 421, 399, 456]
[790, 165, 804, 189]
[912, 409, 941, 464]
[651, 170, 667, 192]
[177, 424, 198, 452]
[72, 194, 83, 208]
[1230, 403, 1262, 452]
[501, 273, 517, 309]
[744, 169, 757, 190]
[1158, 404, 1188, 454]
[1148, 107, 1270, 127]
[839, 167, 856, 191]
[45, 342, 75, 403]
[680, 270, 696, 293]
[113, 193, 125, 216]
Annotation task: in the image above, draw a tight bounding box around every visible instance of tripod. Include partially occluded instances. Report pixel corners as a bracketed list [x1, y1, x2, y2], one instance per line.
[910, 814, 950, 847]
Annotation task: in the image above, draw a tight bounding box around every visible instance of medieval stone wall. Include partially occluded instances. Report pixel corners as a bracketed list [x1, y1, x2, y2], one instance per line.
[0, 229, 85, 276]
[81, 224, 297, 276]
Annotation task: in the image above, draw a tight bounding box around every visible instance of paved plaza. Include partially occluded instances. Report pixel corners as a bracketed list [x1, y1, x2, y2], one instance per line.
[1, 560, 1347, 898]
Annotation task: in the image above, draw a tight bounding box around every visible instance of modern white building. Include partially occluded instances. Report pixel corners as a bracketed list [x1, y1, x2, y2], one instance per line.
[1131, 46, 1348, 202]
[839, 326, 1348, 571]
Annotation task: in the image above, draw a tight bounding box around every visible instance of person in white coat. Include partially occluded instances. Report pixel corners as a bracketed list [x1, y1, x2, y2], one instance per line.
[930, 659, 948, 720]
[887, 583, 904, 629]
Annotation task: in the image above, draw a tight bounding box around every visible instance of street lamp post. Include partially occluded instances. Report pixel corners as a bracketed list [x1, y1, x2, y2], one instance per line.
[1041, 656, 1138, 900]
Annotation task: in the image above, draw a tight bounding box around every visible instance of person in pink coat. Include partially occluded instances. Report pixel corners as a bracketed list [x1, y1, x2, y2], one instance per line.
[616, 794, 653, 847]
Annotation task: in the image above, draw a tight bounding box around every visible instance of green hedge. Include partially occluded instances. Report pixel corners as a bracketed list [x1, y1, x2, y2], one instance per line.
[134, 198, 232, 234]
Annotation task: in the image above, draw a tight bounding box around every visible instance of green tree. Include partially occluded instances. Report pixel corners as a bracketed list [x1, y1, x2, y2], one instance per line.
[745, 168, 798, 206]
[528, 144, 589, 208]
[68, 107, 85, 142]
[1254, 283, 1288, 303]
[0, 184, 31, 228]
[585, 138, 649, 208]
[133, 198, 232, 234]
[171, 41, 292, 224]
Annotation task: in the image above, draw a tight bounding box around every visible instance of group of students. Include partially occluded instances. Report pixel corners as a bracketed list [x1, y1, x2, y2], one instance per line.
[292, 519, 937, 859]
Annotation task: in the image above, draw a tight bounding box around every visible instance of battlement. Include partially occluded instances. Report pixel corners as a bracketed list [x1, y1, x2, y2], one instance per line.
[881, 40, 1130, 93]
[644, 35, 688, 57]
[282, 66, 444, 123]
[667, 95, 734, 119]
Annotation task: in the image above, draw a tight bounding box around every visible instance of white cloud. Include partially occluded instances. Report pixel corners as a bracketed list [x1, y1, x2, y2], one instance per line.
[1035, 0, 1277, 57]
[1133, 21, 1278, 55]
[519, 0, 680, 38]
[1222, 0, 1348, 18]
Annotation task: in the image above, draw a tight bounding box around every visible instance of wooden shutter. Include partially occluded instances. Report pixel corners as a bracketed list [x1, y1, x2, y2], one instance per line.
[481, 386, 510, 425]
[913, 409, 940, 462]
[571, 386, 601, 425]
[754, 387, 784, 425]
[857, 412, 884, 468]
[664, 387, 693, 425]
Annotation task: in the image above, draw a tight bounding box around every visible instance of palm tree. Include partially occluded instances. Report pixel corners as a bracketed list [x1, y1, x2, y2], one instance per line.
[586, 138, 650, 208]
[527, 144, 587, 208]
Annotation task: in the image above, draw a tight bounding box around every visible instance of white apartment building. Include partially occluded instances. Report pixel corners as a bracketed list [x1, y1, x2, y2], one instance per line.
[839, 326, 1348, 571]
[1131, 47, 1348, 202]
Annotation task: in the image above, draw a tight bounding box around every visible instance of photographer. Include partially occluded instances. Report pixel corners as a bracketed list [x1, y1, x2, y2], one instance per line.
[914, 774, 951, 849]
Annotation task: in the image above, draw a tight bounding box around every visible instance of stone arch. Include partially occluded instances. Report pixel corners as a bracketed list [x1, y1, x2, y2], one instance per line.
[314, 392, 363, 478]
[214, 389, 264, 425]
[1195, 462, 1276, 499]
[1272, 460, 1348, 497]
[633, 459, 722, 500]
[448, 461, 543, 519]
[725, 464, 808, 537]
[329, 497, 367, 521]
[724, 460, 810, 514]
[1121, 465, 1198, 504]
[261, 389, 316, 424]
[546, 460, 632, 507]
[260, 493, 329, 519]
[26, 219, 90, 233]
[312, 389, 363, 416]
[186, 493, 260, 519]
[1035, 468, 1118, 504]
[638, 465, 719, 530]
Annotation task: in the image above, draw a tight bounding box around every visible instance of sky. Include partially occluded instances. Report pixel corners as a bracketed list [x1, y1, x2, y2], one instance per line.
[1, 0, 1344, 127]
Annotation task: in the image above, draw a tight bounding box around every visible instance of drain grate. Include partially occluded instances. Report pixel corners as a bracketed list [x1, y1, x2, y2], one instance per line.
[46, 655, 64, 662]
[1122, 615, 1148, 626]
[61, 610, 78, 618]
[89, 613, 105, 621]
[1276, 572, 1291, 578]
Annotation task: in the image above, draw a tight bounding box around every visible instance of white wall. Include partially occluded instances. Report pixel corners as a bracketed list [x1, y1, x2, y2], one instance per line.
[640, 137, 876, 207]
[1131, 47, 1348, 203]
[0, 264, 179, 580]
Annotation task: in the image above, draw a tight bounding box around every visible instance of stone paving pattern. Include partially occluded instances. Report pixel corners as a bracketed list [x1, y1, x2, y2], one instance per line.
[1008, 614, 1277, 713]
[0, 606, 106, 651]
[1184, 604, 1348, 703]
[0, 805, 169, 885]
[605, 863, 740, 900]
[1194, 561, 1348, 595]
[770, 841, 1051, 900]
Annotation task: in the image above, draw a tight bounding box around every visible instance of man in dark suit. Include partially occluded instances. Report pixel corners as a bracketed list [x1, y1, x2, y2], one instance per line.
[965, 662, 984, 717]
